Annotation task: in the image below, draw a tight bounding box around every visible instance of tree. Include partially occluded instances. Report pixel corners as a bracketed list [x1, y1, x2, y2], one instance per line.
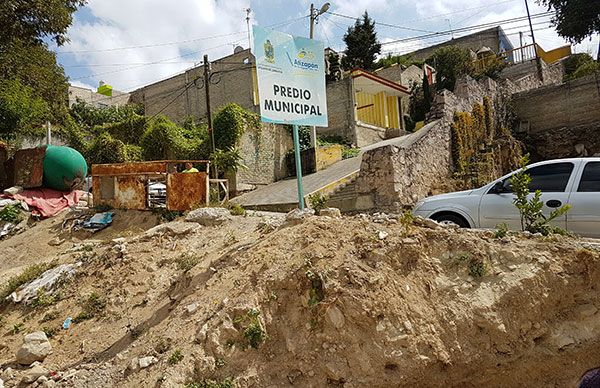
[538, 0, 600, 44]
[341, 12, 381, 71]
[0, 79, 50, 143]
[428, 45, 474, 92]
[0, 0, 86, 47]
[326, 52, 341, 83]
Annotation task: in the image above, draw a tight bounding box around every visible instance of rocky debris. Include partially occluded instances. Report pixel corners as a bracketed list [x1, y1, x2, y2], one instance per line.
[285, 208, 315, 226]
[21, 362, 49, 384]
[8, 264, 78, 304]
[413, 216, 442, 229]
[257, 217, 284, 233]
[16, 332, 52, 365]
[377, 230, 389, 240]
[141, 221, 201, 240]
[185, 208, 232, 226]
[3, 186, 23, 196]
[318, 208, 341, 218]
[138, 356, 158, 369]
[371, 212, 398, 224]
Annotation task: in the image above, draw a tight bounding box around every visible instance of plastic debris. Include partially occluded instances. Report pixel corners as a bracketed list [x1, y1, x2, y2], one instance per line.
[8, 264, 77, 303]
[62, 317, 72, 330]
[79, 211, 114, 232]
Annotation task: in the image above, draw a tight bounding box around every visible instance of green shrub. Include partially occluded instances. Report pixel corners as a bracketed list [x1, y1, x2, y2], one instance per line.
[570, 60, 600, 80]
[0, 204, 23, 223]
[210, 148, 246, 175]
[176, 253, 201, 272]
[468, 257, 486, 278]
[185, 377, 235, 388]
[228, 203, 246, 216]
[427, 45, 474, 92]
[140, 116, 194, 160]
[494, 223, 509, 239]
[95, 113, 147, 145]
[213, 103, 259, 150]
[86, 132, 128, 164]
[168, 349, 184, 364]
[308, 193, 328, 212]
[510, 155, 571, 235]
[563, 53, 596, 79]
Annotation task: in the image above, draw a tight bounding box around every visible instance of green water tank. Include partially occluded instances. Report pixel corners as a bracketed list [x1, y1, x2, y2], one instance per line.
[43, 145, 88, 191]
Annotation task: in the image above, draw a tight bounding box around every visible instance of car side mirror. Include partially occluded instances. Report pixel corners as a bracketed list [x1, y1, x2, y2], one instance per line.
[490, 181, 507, 194]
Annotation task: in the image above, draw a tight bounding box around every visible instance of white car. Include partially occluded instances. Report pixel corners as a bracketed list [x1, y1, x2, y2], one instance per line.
[413, 158, 600, 238]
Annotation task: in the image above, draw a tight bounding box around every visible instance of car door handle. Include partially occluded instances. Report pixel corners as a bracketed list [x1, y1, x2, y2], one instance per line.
[546, 199, 562, 208]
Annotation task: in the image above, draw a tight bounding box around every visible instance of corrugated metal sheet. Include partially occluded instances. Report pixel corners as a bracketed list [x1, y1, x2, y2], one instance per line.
[167, 172, 208, 211]
[5, 147, 46, 188]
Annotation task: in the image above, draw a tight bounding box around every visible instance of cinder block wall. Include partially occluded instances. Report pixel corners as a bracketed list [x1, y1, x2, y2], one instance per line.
[129, 49, 257, 122]
[513, 73, 600, 134]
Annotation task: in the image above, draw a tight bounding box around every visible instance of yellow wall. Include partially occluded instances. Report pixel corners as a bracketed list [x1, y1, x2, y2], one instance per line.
[537, 45, 572, 64]
[356, 91, 400, 129]
[316, 144, 343, 171]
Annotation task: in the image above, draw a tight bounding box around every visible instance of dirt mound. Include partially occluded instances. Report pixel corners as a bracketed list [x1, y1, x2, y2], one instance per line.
[1, 212, 599, 387]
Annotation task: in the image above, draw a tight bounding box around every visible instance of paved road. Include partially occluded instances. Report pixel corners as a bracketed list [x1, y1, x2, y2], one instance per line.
[233, 135, 413, 208]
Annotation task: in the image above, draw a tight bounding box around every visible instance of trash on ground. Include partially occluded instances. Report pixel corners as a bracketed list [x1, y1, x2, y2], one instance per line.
[7, 188, 85, 218]
[8, 264, 78, 303]
[0, 223, 15, 238]
[62, 317, 72, 330]
[76, 211, 114, 233]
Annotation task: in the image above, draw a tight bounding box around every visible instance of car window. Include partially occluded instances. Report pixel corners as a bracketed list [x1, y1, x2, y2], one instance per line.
[578, 162, 600, 192]
[527, 163, 574, 192]
[498, 162, 574, 193]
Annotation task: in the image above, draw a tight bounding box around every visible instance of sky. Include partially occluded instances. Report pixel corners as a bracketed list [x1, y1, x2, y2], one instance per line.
[53, 0, 600, 92]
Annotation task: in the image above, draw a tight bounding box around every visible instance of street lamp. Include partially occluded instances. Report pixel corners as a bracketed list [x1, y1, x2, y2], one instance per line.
[310, 2, 330, 39]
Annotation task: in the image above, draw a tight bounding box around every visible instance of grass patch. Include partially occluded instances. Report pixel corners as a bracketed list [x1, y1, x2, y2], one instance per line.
[0, 204, 23, 223]
[228, 203, 246, 216]
[30, 289, 56, 308]
[11, 322, 24, 335]
[494, 223, 509, 239]
[168, 349, 184, 364]
[1, 262, 56, 299]
[176, 253, 202, 272]
[74, 292, 107, 322]
[341, 147, 360, 159]
[233, 308, 266, 349]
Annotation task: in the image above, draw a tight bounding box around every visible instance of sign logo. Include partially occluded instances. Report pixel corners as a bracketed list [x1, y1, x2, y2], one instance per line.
[286, 48, 319, 71]
[263, 39, 275, 63]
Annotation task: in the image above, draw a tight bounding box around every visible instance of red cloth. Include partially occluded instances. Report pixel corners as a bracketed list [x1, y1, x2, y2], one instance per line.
[10, 188, 85, 218]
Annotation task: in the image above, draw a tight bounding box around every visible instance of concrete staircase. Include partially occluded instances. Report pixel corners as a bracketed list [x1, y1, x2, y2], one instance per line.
[326, 177, 359, 212]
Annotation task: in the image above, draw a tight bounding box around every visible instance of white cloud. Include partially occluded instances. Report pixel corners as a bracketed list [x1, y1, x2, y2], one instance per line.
[62, 0, 251, 91]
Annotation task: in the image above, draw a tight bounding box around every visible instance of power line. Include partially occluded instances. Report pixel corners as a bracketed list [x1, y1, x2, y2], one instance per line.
[56, 15, 309, 55]
[328, 11, 437, 34]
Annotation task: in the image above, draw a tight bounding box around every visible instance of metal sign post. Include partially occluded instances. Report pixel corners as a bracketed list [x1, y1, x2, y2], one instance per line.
[292, 124, 305, 210]
[252, 25, 328, 210]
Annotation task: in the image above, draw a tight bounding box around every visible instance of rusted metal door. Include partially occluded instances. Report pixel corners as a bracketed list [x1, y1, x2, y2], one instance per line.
[167, 172, 208, 211]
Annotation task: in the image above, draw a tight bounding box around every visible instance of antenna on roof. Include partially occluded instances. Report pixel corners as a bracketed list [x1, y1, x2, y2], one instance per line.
[245, 8, 252, 51]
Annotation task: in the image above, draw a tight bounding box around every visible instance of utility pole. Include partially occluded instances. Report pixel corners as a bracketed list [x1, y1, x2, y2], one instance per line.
[446, 19, 455, 39]
[309, 3, 330, 39]
[524, 0, 543, 82]
[203, 54, 216, 178]
[245, 8, 252, 50]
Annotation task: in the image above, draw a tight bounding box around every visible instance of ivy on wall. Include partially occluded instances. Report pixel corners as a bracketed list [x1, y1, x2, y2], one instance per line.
[451, 96, 522, 188]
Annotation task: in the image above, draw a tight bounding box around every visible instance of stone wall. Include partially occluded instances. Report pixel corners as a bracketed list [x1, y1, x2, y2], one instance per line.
[317, 78, 355, 144]
[513, 73, 600, 135]
[234, 123, 294, 192]
[354, 119, 451, 209]
[346, 67, 566, 211]
[69, 85, 130, 107]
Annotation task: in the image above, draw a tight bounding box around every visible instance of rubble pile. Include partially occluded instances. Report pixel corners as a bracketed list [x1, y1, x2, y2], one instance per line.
[0, 209, 599, 387]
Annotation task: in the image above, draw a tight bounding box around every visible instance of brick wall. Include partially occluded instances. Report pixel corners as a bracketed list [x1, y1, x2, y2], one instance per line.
[513, 73, 600, 135]
[69, 85, 130, 107]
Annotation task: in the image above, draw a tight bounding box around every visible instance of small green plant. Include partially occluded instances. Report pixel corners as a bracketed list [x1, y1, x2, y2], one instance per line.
[224, 230, 238, 245]
[235, 308, 266, 350]
[1, 262, 56, 299]
[342, 147, 360, 159]
[468, 257, 486, 278]
[494, 223, 509, 239]
[399, 210, 414, 234]
[153, 208, 183, 222]
[30, 289, 56, 308]
[0, 204, 23, 223]
[176, 253, 201, 272]
[215, 358, 226, 368]
[306, 270, 325, 307]
[168, 349, 184, 364]
[12, 322, 24, 334]
[74, 292, 107, 322]
[510, 155, 572, 236]
[308, 193, 328, 213]
[228, 203, 246, 216]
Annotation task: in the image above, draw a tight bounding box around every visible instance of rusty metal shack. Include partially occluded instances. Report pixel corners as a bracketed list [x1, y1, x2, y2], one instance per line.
[92, 160, 210, 211]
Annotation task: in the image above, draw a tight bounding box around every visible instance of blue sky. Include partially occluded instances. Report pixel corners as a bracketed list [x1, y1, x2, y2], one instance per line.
[52, 0, 599, 92]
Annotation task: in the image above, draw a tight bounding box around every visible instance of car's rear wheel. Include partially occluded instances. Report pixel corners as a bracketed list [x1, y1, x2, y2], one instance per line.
[431, 213, 470, 228]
